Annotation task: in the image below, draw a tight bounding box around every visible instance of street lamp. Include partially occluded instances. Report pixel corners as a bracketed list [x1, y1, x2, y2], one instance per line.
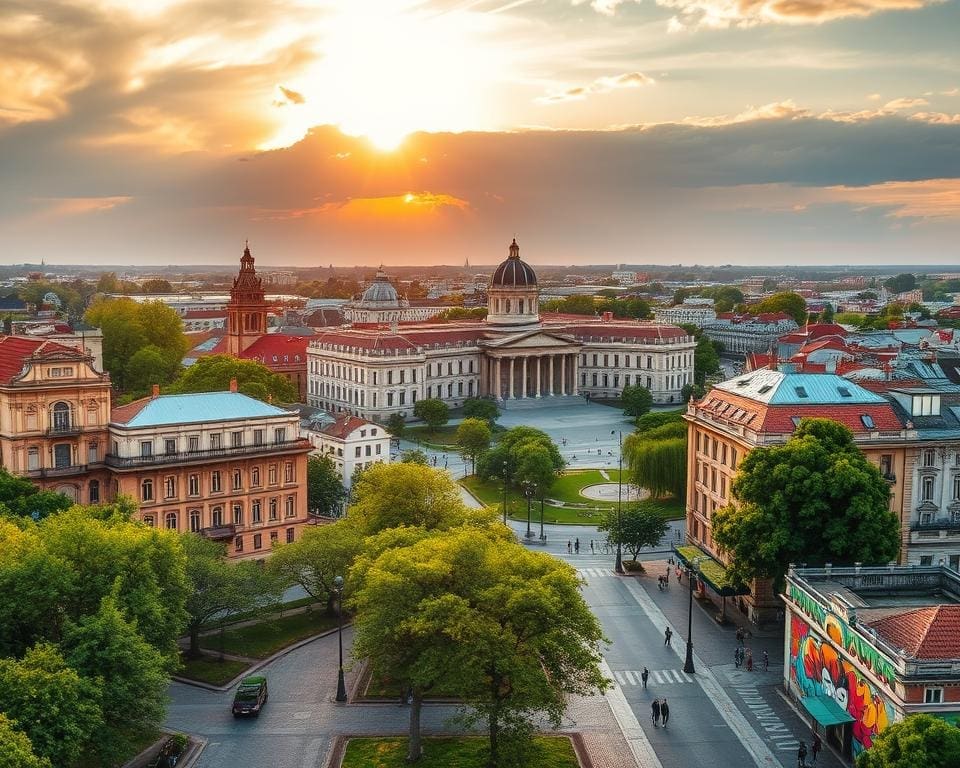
[683, 557, 705, 674]
[539, 495, 546, 541]
[501, 460, 509, 525]
[522, 481, 535, 540]
[333, 575, 347, 702]
[611, 430, 624, 575]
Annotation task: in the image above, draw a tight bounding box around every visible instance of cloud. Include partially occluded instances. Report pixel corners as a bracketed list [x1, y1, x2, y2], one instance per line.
[273, 85, 305, 106]
[538, 71, 653, 104]
[658, 0, 942, 29]
[883, 97, 928, 110]
[572, 0, 641, 15]
[683, 99, 811, 126]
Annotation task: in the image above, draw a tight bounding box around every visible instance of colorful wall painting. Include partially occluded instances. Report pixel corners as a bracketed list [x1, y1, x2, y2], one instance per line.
[789, 614, 895, 757]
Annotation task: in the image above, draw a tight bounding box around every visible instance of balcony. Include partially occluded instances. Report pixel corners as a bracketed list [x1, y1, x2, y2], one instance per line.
[911, 520, 960, 533]
[105, 439, 310, 469]
[25, 464, 89, 479]
[201, 524, 236, 541]
[46, 423, 82, 437]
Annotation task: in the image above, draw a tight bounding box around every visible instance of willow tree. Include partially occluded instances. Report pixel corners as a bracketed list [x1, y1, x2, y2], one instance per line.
[623, 431, 686, 501]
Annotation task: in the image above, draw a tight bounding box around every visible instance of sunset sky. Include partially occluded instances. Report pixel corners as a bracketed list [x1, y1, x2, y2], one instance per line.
[2, 0, 959, 267]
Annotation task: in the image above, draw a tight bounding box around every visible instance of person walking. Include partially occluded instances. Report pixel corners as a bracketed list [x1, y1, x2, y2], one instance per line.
[660, 698, 670, 727]
[734, 646, 741, 668]
[574, 538, 580, 554]
[641, 667, 649, 689]
[651, 698, 661, 727]
[665, 566, 670, 583]
[797, 741, 808, 768]
[591, 540, 595, 554]
[811, 734, 822, 765]
[664, 627, 673, 647]
[567, 540, 572, 554]
[736, 627, 745, 646]
[762, 650, 769, 672]
[746, 649, 754, 672]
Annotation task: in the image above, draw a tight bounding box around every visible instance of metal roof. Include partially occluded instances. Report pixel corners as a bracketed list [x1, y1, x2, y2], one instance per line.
[113, 392, 291, 428]
[715, 369, 886, 405]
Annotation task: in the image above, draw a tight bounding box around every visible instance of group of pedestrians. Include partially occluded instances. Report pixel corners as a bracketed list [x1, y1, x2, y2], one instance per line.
[797, 734, 822, 766]
[651, 697, 670, 727]
[566, 539, 580, 554]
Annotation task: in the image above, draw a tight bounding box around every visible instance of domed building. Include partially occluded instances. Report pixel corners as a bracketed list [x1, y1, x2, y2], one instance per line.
[308, 238, 697, 422]
[342, 267, 445, 324]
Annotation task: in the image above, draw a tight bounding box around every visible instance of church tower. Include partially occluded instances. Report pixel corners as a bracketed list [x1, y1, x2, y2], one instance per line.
[226, 242, 267, 355]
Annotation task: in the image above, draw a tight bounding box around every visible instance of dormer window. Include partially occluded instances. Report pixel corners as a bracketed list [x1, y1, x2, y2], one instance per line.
[794, 386, 808, 398]
[861, 415, 875, 429]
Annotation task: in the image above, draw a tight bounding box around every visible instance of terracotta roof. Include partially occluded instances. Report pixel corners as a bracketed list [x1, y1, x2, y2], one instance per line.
[555, 323, 688, 341]
[321, 414, 371, 439]
[240, 334, 308, 367]
[0, 336, 86, 384]
[867, 605, 960, 660]
[109, 396, 153, 424]
[182, 309, 228, 319]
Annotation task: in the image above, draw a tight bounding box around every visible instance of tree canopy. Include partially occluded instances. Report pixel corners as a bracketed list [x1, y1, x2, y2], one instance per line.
[413, 398, 450, 432]
[599, 502, 669, 561]
[883, 273, 917, 295]
[167, 354, 296, 403]
[623, 414, 686, 501]
[0, 470, 72, 521]
[456, 418, 493, 475]
[462, 397, 500, 426]
[749, 291, 809, 326]
[0, 714, 51, 768]
[621, 384, 653, 417]
[856, 714, 960, 768]
[307, 454, 347, 517]
[712, 418, 899, 586]
[385, 413, 406, 438]
[476, 426, 564, 486]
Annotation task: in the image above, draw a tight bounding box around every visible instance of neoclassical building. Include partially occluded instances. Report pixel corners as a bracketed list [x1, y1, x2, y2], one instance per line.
[342, 268, 445, 324]
[307, 240, 696, 421]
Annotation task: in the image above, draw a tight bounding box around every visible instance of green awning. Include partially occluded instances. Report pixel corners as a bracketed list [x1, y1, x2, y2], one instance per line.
[673, 545, 750, 597]
[801, 695, 854, 728]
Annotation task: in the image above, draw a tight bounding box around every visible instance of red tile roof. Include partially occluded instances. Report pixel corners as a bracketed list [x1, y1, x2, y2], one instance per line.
[109, 396, 153, 424]
[182, 309, 228, 319]
[867, 605, 960, 660]
[241, 334, 308, 366]
[0, 337, 86, 384]
[554, 322, 689, 341]
[321, 414, 371, 439]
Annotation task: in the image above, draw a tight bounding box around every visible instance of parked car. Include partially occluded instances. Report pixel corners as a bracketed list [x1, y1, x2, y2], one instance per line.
[232, 676, 268, 717]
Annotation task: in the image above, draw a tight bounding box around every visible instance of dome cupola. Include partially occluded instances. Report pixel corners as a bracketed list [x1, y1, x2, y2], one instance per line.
[359, 267, 400, 306]
[491, 238, 537, 288]
[487, 238, 540, 329]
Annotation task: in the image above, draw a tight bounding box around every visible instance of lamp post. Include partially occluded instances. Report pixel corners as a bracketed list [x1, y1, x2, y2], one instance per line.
[501, 460, 509, 525]
[611, 430, 624, 575]
[539, 495, 546, 541]
[333, 575, 347, 702]
[683, 557, 704, 674]
[522, 481, 535, 539]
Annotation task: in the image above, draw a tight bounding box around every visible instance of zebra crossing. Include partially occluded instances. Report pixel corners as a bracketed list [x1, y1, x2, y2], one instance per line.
[577, 568, 614, 578]
[612, 669, 694, 686]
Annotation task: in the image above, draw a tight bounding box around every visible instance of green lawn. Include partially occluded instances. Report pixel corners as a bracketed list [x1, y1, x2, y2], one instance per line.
[406, 424, 504, 449]
[199, 608, 341, 659]
[177, 654, 252, 686]
[341, 736, 579, 768]
[200, 595, 318, 631]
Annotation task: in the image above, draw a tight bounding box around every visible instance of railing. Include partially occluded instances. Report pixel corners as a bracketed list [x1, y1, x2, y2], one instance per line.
[105, 439, 310, 468]
[46, 424, 82, 436]
[910, 520, 960, 532]
[201, 525, 236, 540]
[26, 464, 89, 478]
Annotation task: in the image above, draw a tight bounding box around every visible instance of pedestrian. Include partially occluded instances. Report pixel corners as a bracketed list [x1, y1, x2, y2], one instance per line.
[746, 649, 753, 673]
[665, 565, 670, 582]
[567, 540, 572, 554]
[641, 667, 649, 689]
[762, 650, 769, 672]
[676, 566, 682, 581]
[797, 741, 808, 768]
[664, 627, 672, 647]
[734, 646, 741, 668]
[736, 627, 745, 646]
[660, 698, 670, 727]
[651, 698, 661, 727]
[575, 538, 580, 554]
[811, 734, 822, 765]
[591, 540, 595, 554]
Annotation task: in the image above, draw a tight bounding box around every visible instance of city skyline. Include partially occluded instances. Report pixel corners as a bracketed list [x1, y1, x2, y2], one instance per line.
[2, 0, 959, 265]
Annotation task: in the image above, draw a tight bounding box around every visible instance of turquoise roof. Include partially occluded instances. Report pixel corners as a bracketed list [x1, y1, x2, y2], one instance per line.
[716, 369, 886, 406]
[116, 392, 290, 428]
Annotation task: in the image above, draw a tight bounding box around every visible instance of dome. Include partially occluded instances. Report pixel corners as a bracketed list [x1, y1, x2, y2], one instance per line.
[491, 239, 537, 288]
[360, 268, 400, 306]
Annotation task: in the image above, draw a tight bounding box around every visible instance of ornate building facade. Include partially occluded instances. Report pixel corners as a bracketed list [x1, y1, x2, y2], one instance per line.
[307, 240, 696, 421]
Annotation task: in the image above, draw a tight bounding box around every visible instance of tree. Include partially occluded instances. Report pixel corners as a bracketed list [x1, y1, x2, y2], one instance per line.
[124, 345, 180, 397]
[712, 418, 899, 587]
[307, 455, 347, 517]
[141, 278, 172, 293]
[599, 503, 669, 562]
[400, 448, 429, 465]
[0, 643, 103, 768]
[0, 714, 51, 768]
[463, 397, 500, 426]
[476, 427, 564, 485]
[694, 334, 721, 385]
[350, 530, 607, 766]
[621, 384, 653, 417]
[883, 273, 917, 294]
[623, 429, 686, 501]
[413, 398, 450, 433]
[857, 714, 960, 768]
[635, 409, 684, 434]
[749, 291, 809, 326]
[181, 535, 267, 656]
[514, 442, 557, 501]
[95, 272, 120, 294]
[820, 304, 835, 323]
[386, 413, 406, 440]
[456, 418, 493, 475]
[268, 521, 363, 615]
[0, 469, 72, 521]
[62, 594, 170, 765]
[168, 355, 296, 403]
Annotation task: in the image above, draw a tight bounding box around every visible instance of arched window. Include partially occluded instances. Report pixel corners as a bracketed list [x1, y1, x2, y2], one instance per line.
[189, 509, 201, 532]
[141, 479, 153, 501]
[165, 512, 178, 530]
[211, 506, 224, 527]
[52, 401, 71, 431]
[88, 479, 100, 504]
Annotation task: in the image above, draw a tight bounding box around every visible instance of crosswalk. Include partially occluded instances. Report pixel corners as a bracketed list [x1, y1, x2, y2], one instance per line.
[612, 669, 694, 686]
[577, 568, 613, 578]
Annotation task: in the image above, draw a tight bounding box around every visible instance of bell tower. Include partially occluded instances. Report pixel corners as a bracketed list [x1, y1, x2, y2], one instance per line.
[227, 242, 267, 355]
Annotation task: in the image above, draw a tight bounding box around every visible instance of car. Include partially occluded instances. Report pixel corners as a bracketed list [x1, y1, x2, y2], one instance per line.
[232, 676, 268, 717]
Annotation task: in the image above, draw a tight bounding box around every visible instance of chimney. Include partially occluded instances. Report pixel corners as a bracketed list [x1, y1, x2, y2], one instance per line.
[229, 377, 238, 393]
[601, 311, 613, 322]
[267, 394, 273, 404]
[151, 384, 160, 398]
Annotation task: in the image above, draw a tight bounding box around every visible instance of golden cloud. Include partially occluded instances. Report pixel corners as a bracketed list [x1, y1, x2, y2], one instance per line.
[658, 0, 941, 29]
[538, 71, 654, 104]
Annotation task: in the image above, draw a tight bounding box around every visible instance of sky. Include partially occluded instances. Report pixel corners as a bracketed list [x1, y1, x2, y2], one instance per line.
[1, 0, 959, 268]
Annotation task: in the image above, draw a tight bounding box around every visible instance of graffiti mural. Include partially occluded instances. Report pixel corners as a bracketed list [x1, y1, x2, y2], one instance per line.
[790, 614, 895, 757]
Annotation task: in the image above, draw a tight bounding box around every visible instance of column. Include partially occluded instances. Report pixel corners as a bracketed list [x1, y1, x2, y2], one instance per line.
[521, 357, 528, 398]
[548, 355, 555, 396]
[571, 353, 580, 396]
[494, 358, 502, 400]
[560, 355, 567, 396]
[509, 358, 515, 399]
[535, 356, 542, 398]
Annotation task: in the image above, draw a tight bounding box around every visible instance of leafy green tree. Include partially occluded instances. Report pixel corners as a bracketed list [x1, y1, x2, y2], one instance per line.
[712, 418, 899, 586]
[268, 521, 363, 615]
[883, 273, 917, 294]
[400, 448, 429, 465]
[463, 397, 500, 425]
[141, 278, 173, 293]
[456, 418, 493, 475]
[699, 286, 745, 313]
[0, 643, 103, 767]
[413, 398, 450, 433]
[307, 454, 347, 518]
[635, 409, 684, 434]
[124, 345, 180, 397]
[476, 427, 564, 486]
[0, 714, 51, 768]
[820, 304, 835, 323]
[623, 430, 686, 501]
[168, 355, 296, 402]
[514, 442, 557, 501]
[436, 307, 487, 321]
[351, 530, 607, 766]
[621, 384, 653, 417]
[599, 503, 669, 562]
[857, 713, 960, 768]
[95, 272, 120, 294]
[694, 335, 720, 385]
[749, 291, 809, 326]
[386, 413, 406, 440]
[181, 535, 267, 656]
[0, 469, 72, 521]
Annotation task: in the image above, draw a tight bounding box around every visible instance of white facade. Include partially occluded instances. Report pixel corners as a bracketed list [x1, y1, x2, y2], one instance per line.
[702, 315, 798, 354]
[654, 301, 718, 328]
[302, 417, 391, 487]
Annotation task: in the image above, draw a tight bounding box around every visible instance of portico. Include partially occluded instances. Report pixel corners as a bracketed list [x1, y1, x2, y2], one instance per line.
[482, 332, 581, 401]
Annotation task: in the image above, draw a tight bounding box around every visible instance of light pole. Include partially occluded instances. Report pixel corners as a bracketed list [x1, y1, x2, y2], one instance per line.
[522, 481, 535, 539]
[539, 495, 546, 541]
[683, 557, 704, 674]
[501, 460, 509, 525]
[611, 430, 624, 574]
[333, 575, 347, 702]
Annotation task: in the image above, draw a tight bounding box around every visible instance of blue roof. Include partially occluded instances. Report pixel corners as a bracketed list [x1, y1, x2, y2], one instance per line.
[716, 369, 886, 406]
[114, 392, 291, 428]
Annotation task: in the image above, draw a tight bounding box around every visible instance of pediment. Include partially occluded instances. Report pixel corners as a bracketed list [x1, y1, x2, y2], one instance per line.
[485, 331, 580, 350]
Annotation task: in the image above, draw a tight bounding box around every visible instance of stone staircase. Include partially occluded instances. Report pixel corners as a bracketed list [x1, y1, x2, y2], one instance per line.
[500, 394, 588, 410]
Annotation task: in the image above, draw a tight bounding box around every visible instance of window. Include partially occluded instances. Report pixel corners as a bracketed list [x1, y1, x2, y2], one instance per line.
[269, 498, 278, 521]
[51, 401, 71, 431]
[376, 444, 381, 455]
[141, 479, 153, 501]
[233, 503, 243, 525]
[880, 454, 892, 478]
[953, 475, 960, 501]
[143, 515, 154, 527]
[211, 471, 222, 493]
[253, 533, 262, 550]
[860, 414, 875, 429]
[235, 536, 244, 553]
[210, 433, 222, 450]
[275, 428, 286, 444]
[920, 555, 934, 566]
[165, 438, 177, 455]
[794, 386, 808, 398]
[922, 476, 935, 501]
[188, 435, 199, 452]
[232, 469, 242, 490]
[27, 447, 40, 471]
[269, 465, 277, 485]
[923, 449, 936, 467]
[252, 500, 262, 523]
[189, 474, 200, 496]
[254, 429, 264, 446]
[286, 527, 295, 543]
[924, 687, 944, 704]
[211, 506, 224, 527]
[251, 467, 261, 487]
[165, 512, 177, 530]
[231, 431, 243, 448]
[270, 531, 279, 544]
[284, 462, 294, 483]
[365, 445, 371, 457]
[164, 476, 176, 498]
[837, 387, 852, 398]
[140, 440, 153, 458]
[89, 480, 100, 503]
[285, 496, 295, 517]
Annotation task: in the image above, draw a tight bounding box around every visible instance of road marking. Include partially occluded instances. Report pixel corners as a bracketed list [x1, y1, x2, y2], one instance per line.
[600, 658, 663, 768]
[732, 684, 801, 751]
[577, 568, 613, 578]
[625, 671, 637, 684]
[621, 578, 781, 768]
[612, 669, 693, 686]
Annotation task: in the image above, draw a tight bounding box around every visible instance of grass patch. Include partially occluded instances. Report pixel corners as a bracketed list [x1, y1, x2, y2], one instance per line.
[634, 496, 686, 521]
[341, 736, 578, 768]
[199, 607, 340, 659]
[177, 654, 251, 685]
[406, 424, 504, 449]
[78, 727, 161, 768]
[200, 595, 318, 631]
